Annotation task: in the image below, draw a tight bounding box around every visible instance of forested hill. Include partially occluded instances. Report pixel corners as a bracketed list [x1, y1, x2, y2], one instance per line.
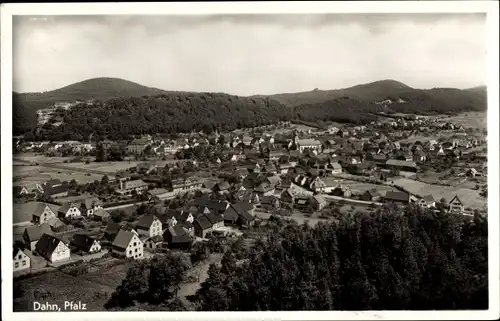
[14, 78, 487, 138]
[32, 94, 293, 141]
[264, 80, 487, 108]
[13, 77, 174, 134]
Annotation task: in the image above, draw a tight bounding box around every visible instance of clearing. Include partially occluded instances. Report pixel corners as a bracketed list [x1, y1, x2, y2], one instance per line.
[392, 177, 486, 210]
[13, 258, 133, 312]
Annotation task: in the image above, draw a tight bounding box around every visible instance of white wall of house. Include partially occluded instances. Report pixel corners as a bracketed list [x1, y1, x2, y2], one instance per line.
[35, 206, 56, 224]
[149, 219, 163, 237]
[126, 235, 144, 259]
[212, 221, 225, 230]
[13, 251, 30, 271]
[64, 206, 81, 219]
[50, 242, 71, 263]
[89, 241, 102, 253]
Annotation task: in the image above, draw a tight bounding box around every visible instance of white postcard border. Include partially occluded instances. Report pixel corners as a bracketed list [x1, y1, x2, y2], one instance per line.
[1, 1, 499, 320]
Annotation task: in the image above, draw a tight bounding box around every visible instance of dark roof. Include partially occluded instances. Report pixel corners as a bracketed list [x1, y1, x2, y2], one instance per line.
[58, 202, 81, 214]
[94, 208, 110, 218]
[255, 182, 274, 193]
[215, 181, 230, 191]
[135, 215, 159, 230]
[82, 197, 102, 209]
[104, 221, 121, 235]
[164, 226, 191, 244]
[24, 224, 52, 242]
[238, 210, 255, 222]
[13, 247, 26, 259]
[260, 196, 277, 205]
[112, 230, 137, 250]
[43, 185, 69, 196]
[205, 212, 224, 225]
[423, 195, 435, 202]
[194, 215, 213, 230]
[384, 191, 410, 202]
[232, 202, 254, 214]
[35, 234, 65, 258]
[222, 206, 239, 222]
[71, 233, 98, 252]
[180, 221, 194, 229]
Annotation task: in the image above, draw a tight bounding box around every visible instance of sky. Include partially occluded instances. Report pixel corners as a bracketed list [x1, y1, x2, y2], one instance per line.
[13, 14, 486, 95]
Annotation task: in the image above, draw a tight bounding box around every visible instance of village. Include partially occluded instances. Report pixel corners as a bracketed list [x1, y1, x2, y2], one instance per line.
[12, 111, 488, 303]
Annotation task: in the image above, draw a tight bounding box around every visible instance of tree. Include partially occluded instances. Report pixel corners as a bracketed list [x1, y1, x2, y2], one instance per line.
[106, 253, 189, 309]
[193, 205, 488, 311]
[95, 143, 106, 162]
[101, 175, 109, 186]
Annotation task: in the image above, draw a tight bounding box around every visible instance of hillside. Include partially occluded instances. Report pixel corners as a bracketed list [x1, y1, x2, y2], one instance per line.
[265, 80, 415, 107]
[31, 93, 294, 141]
[14, 78, 488, 137]
[13, 78, 172, 133]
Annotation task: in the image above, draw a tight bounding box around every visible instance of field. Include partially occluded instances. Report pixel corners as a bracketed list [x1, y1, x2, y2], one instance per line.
[446, 112, 487, 130]
[392, 177, 486, 210]
[338, 179, 398, 195]
[13, 165, 104, 186]
[13, 258, 133, 312]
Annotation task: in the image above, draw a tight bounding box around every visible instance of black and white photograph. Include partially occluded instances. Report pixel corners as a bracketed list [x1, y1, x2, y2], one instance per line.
[1, 1, 499, 320]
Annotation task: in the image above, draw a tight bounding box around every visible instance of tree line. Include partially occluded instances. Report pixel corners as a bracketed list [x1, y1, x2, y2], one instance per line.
[106, 204, 488, 311]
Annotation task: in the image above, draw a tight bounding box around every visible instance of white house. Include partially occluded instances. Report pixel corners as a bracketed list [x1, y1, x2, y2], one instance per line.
[13, 247, 30, 272]
[448, 195, 464, 214]
[295, 138, 322, 153]
[70, 233, 102, 254]
[35, 234, 71, 263]
[57, 202, 82, 220]
[135, 215, 163, 238]
[111, 229, 144, 260]
[82, 197, 103, 216]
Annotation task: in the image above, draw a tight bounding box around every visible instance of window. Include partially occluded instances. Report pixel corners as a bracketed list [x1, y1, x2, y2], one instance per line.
[18, 255, 22, 260]
[133, 242, 137, 246]
[129, 250, 132, 255]
[15, 262, 19, 268]
[22, 260, 27, 266]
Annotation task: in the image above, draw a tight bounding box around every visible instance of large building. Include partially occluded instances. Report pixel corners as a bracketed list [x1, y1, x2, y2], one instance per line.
[295, 138, 322, 153]
[116, 179, 149, 196]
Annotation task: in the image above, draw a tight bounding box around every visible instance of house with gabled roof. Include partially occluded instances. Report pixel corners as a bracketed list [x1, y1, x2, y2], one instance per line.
[13, 247, 30, 272]
[163, 226, 192, 250]
[35, 234, 71, 263]
[57, 202, 82, 220]
[419, 195, 436, 208]
[383, 191, 411, 204]
[205, 212, 224, 230]
[135, 215, 163, 238]
[81, 197, 103, 216]
[193, 215, 213, 238]
[311, 194, 327, 210]
[70, 233, 101, 254]
[448, 195, 464, 214]
[93, 208, 110, 221]
[213, 181, 231, 195]
[111, 229, 144, 259]
[14, 202, 57, 225]
[23, 224, 52, 251]
[361, 190, 382, 202]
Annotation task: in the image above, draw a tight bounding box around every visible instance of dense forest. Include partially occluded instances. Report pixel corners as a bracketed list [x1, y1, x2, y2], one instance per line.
[13, 78, 487, 138]
[107, 205, 488, 311]
[29, 94, 294, 141]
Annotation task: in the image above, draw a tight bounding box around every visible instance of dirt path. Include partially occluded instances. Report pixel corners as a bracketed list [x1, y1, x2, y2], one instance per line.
[178, 253, 223, 302]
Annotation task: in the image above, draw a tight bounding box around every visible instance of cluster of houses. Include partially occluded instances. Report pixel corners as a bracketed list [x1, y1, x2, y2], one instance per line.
[13, 117, 481, 273]
[13, 191, 262, 272]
